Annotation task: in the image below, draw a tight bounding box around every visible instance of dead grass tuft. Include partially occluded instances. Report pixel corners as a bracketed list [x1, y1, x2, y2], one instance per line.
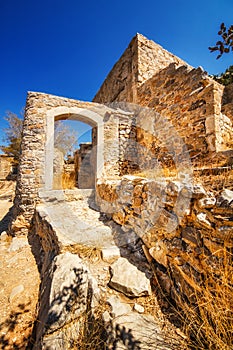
[72, 300, 109, 350]
[63, 244, 102, 264]
[62, 171, 77, 189]
[156, 247, 233, 350]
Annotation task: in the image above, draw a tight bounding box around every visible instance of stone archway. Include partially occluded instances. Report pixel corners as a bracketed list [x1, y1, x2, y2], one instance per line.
[44, 106, 104, 190]
[10, 91, 130, 234]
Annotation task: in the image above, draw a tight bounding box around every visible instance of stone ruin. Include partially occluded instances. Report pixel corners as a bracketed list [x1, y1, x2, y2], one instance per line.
[8, 34, 233, 348]
[12, 35, 233, 225]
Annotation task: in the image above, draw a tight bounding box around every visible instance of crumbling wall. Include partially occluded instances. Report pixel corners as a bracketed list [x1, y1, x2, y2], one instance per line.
[93, 34, 187, 104]
[97, 177, 233, 300]
[220, 83, 233, 154]
[11, 92, 131, 234]
[77, 143, 95, 189]
[137, 64, 223, 162]
[93, 36, 138, 103]
[94, 34, 233, 166]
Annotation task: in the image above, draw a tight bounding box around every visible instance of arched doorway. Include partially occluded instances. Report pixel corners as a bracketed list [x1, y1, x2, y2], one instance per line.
[44, 106, 104, 191]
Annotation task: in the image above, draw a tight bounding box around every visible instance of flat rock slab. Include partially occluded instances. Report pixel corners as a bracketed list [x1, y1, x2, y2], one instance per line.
[109, 312, 178, 350]
[36, 190, 116, 250]
[109, 257, 151, 297]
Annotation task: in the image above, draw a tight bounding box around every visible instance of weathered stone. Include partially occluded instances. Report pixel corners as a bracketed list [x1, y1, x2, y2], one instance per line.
[181, 227, 200, 246]
[216, 189, 233, 207]
[8, 236, 29, 252]
[9, 284, 24, 302]
[196, 212, 213, 230]
[107, 295, 131, 317]
[109, 257, 151, 297]
[11, 214, 30, 234]
[108, 312, 176, 350]
[191, 184, 207, 198]
[197, 194, 216, 208]
[112, 210, 125, 225]
[155, 209, 179, 234]
[33, 252, 97, 349]
[101, 246, 121, 262]
[149, 241, 168, 267]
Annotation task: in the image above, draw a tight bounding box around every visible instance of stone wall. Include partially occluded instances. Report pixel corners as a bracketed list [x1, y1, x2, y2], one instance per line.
[221, 84, 233, 154]
[94, 34, 233, 165]
[137, 64, 223, 162]
[93, 36, 138, 103]
[97, 176, 233, 300]
[11, 92, 131, 234]
[53, 148, 64, 189]
[93, 34, 188, 104]
[76, 143, 95, 189]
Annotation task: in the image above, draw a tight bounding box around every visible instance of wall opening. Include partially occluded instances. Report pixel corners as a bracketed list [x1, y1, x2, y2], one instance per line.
[45, 107, 104, 191]
[53, 118, 97, 189]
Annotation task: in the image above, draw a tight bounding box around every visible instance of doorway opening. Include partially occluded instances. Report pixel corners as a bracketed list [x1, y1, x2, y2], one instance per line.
[53, 118, 97, 190]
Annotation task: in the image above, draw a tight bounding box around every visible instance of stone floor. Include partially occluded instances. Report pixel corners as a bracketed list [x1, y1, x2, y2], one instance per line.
[37, 189, 117, 249]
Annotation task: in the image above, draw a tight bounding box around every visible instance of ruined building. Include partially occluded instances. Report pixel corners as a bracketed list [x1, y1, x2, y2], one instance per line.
[12, 33, 233, 226]
[9, 34, 233, 348]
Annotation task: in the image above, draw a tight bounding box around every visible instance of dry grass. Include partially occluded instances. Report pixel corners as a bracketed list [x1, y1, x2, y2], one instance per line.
[62, 171, 77, 189]
[72, 300, 109, 350]
[161, 248, 233, 350]
[133, 167, 179, 180]
[63, 244, 102, 264]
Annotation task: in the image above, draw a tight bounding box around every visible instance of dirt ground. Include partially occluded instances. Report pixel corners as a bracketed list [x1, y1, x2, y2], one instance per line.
[0, 193, 40, 349]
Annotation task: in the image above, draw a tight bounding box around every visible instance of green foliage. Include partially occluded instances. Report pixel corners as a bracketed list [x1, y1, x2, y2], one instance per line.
[212, 65, 233, 86]
[209, 23, 233, 59]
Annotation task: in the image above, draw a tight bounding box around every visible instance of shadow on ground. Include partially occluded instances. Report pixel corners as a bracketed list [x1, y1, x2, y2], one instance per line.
[0, 205, 13, 234]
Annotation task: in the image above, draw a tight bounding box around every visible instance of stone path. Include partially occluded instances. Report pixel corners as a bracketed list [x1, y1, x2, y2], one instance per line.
[35, 189, 187, 349]
[37, 189, 118, 250]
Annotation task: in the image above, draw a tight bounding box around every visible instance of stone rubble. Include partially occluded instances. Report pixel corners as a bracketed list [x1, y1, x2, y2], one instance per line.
[30, 190, 186, 349]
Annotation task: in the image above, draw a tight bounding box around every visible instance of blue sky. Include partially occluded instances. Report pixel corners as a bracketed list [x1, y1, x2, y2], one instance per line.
[0, 0, 232, 148]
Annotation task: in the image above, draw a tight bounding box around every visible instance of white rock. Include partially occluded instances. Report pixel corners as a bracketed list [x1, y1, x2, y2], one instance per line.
[107, 295, 131, 317]
[192, 184, 207, 198]
[109, 257, 151, 297]
[133, 303, 145, 313]
[102, 310, 111, 323]
[217, 189, 233, 207]
[198, 194, 216, 209]
[101, 246, 120, 262]
[196, 212, 212, 229]
[0, 231, 7, 241]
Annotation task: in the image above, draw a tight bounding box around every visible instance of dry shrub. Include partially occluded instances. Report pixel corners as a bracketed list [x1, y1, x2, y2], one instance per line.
[168, 248, 233, 349]
[72, 300, 108, 350]
[64, 244, 102, 264]
[62, 171, 77, 189]
[133, 166, 178, 180]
